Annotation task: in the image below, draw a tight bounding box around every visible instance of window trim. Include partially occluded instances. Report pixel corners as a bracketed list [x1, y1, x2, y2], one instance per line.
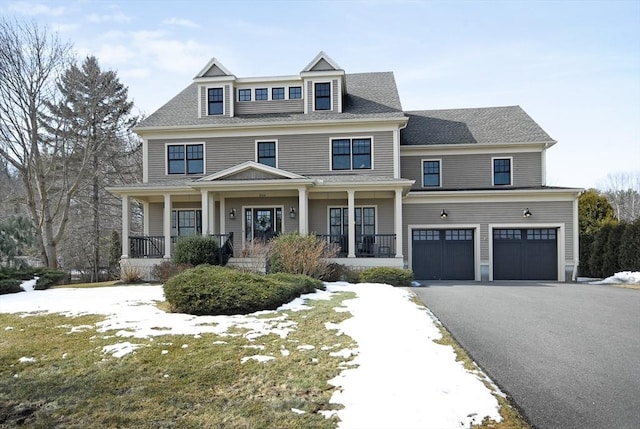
[255, 88, 268, 101]
[492, 156, 513, 186]
[207, 87, 224, 115]
[327, 205, 378, 237]
[165, 142, 206, 175]
[421, 158, 442, 188]
[314, 82, 332, 111]
[171, 209, 202, 237]
[329, 136, 374, 171]
[238, 88, 251, 102]
[272, 87, 285, 100]
[255, 140, 278, 168]
[289, 86, 302, 100]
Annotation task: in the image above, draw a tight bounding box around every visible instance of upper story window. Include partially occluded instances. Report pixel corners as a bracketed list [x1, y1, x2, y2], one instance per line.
[256, 141, 276, 168]
[332, 138, 372, 170]
[238, 88, 251, 101]
[207, 88, 223, 115]
[168, 144, 204, 175]
[315, 82, 331, 110]
[272, 87, 284, 100]
[422, 160, 441, 187]
[493, 158, 512, 185]
[255, 88, 268, 101]
[289, 86, 302, 99]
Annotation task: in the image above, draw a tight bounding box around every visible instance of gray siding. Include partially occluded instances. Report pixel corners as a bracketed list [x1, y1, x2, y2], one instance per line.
[401, 152, 543, 190]
[402, 200, 575, 260]
[147, 131, 395, 181]
[149, 203, 163, 236]
[332, 79, 338, 112]
[235, 99, 303, 115]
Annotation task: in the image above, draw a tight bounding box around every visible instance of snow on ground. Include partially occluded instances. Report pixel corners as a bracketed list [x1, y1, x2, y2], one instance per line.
[1, 281, 502, 428]
[589, 271, 640, 284]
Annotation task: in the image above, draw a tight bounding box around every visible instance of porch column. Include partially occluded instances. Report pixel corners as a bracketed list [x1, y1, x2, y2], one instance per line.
[219, 197, 226, 234]
[210, 195, 217, 235]
[347, 190, 356, 258]
[163, 194, 171, 258]
[298, 186, 308, 235]
[394, 188, 404, 258]
[121, 195, 130, 258]
[201, 190, 209, 235]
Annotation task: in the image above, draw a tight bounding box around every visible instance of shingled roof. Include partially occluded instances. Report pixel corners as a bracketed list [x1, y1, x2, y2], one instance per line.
[402, 106, 555, 145]
[137, 72, 404, 130]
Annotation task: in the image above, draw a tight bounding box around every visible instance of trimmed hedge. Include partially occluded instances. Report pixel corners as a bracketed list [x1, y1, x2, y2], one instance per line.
[172, 236, 220, 266]
[359, 267, 413, 286]
[0, 279, 23, 295]
[163, 265, 324, 315]
[0, 267, 66, 290]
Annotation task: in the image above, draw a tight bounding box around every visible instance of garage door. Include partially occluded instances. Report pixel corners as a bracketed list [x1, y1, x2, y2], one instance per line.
[493, 228, 557, 280]
[412, 229, 474, 280]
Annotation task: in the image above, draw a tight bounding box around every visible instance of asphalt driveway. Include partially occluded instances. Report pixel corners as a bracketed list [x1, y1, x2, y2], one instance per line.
[410, 282, 640, 429]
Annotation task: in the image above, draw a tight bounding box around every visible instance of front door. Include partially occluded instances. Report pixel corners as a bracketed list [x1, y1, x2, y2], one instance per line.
[245, 207, 282, 243]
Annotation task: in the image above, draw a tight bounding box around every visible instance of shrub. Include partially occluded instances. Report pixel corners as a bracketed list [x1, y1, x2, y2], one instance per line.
[359, 267, 413, 286]
[321, 263, 361, 283]
[0, 279, 23, 295]
[120, 263, 143, 283]
[151, 260, 192, 283]
[268, 233, 338, 279]
[33, 269, 66, 290]
[163, 265, 323, 315]
[173, 236, 220, 266]
[267, 272, 324, 294]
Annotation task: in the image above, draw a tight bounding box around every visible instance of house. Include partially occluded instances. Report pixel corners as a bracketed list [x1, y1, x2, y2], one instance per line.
[107, 52, 581, 281]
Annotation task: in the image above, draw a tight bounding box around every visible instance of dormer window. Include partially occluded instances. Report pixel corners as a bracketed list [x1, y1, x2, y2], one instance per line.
[238, 89, 251, 101]
[272, 88, 284, 100]
[256, 88, 268, 101]
[315, 82, 331, 110]
[289, 86, 302, 99]
[207, 88, 223, 115]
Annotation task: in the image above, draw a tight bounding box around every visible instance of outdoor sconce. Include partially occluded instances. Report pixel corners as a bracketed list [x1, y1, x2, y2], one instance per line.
[523, 208, 532, 218]
[289, 207, 296, 219]
[229, 208, 236, 220]
[440, 209, 448, 219]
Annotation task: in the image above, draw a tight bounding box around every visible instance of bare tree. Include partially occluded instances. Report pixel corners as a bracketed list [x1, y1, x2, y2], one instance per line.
[0, 19, 94, 269]
[599, 171, 640, 222]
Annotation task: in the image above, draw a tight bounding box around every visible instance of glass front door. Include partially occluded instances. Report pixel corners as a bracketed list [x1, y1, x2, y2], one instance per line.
[245, 207, 282, 243]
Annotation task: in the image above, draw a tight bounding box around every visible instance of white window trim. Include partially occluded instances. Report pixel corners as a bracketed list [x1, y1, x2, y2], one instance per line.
[238, 88, 252, 102]
[255, 139, 278, 168]
[326, 205, 378, 235]
[421, 158, 442, 188]
[288, 85, 303, 101]
[165, 142, 206, 176]
[206, 86, 225, 116]
[491, 156, 513, 186]
[313, 81, 332, 112]
[329, 136, 375, 171]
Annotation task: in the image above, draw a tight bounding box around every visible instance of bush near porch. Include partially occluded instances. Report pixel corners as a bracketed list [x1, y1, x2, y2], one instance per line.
[172, 236, 220, 266]
[359, 267, 413, 287]
[268, 233, 338, 279]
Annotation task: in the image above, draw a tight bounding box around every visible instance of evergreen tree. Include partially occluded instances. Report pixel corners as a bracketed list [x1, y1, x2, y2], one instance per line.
[619, 220, 640, 271]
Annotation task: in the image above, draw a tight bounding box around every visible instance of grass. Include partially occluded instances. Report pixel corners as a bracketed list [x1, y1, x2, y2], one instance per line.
[0, 292, 357, 428]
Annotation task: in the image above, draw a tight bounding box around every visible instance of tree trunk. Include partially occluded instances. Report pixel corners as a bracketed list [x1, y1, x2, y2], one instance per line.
[92, 153, 100, 281]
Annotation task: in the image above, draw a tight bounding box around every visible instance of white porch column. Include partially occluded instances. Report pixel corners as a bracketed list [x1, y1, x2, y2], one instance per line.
[210, 194, 217, 235]
[220, 197, 226, 234]
[298, 186, 308, 235]
[163, 194, 171, 258]
[394, 188, 404, 258]
[201, 190, 209, 235]
[121, 195, 130, 258]
[347, 190, 356, 258]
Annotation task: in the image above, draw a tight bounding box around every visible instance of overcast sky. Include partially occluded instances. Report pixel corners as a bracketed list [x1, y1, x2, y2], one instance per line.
[2, 0, 638, 190]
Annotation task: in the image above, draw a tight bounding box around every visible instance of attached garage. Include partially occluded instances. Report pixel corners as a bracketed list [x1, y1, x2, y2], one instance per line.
[493, 228, 558, 280]
[412, 229, 475, 280]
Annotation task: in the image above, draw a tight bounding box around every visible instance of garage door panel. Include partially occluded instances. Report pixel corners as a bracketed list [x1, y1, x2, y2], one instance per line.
[412, 229, 474, 280]
[493, 228, 557, 281]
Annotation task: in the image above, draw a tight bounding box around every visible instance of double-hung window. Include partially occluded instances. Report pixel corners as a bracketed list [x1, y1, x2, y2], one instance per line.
[493, 158, 512, 185]
[289, 86, 302, 99]
[422, 160, 441, 187]
[171, 210, 202, 237]
[167, 144, 204, 175]
[238, 89, 251, 101]
[207, 88, 223, 115]
[257, 141, 276, 168]
[272, 87, 284, 100]
[315, 82, 331, 110]
[255, 88, 268, 101]
[332, 138, 372, 170]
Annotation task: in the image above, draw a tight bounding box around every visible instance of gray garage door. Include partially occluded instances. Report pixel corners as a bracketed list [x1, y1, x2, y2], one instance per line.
[412, 229, 474, 280]
[493, 228, 558, 280]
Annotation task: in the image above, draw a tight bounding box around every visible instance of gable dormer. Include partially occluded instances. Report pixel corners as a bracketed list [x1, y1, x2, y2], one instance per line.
[194, 57, 236, 118]
[300, 51, 346, 114]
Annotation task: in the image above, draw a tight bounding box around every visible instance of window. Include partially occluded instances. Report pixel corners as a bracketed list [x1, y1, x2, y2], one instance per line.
[289, 86, 302, 99]
[527, 229, 556, 240]
[238, 89, 251, 101]
[330, 207, 376, 237]
[272, 87, 284, 100]
[315, 82, 330, 110]
[493, 158, 511, 185]
[331, 138, 372, 170]
[171, 210, 202, 237]
[167, 144, 203, 174]
[207, 87, 223, 115]
[422, 160, 440, 187]
[257, 141, 276, 167]
[255, 88, 268, 100]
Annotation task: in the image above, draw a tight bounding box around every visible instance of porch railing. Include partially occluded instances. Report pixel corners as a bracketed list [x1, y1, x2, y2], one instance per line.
[128, 232, 234, 265]
[316, 234, 396, 258]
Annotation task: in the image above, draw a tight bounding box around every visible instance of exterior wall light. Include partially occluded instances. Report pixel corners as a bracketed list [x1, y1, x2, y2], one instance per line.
[440, 209, 448, 219]
[289, 207, 296, 219]
[523, 208, 532, 218]
[229, 208, 236, 220]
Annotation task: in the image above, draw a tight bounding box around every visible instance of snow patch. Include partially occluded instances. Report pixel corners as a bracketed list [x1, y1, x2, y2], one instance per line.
[590, 271, 640, 284]
[102, 342, 143, 358]
[18, 357, 36, 363]
[240, 355, 275, 364]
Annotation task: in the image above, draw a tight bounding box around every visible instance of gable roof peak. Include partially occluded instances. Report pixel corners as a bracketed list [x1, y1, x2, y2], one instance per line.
[302, 51, 343, 73]
[194, 56, 235, 79]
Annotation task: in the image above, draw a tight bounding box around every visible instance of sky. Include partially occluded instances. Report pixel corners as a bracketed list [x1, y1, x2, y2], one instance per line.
[4, 281, 503, 427]
[1, 0, 638, 190]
